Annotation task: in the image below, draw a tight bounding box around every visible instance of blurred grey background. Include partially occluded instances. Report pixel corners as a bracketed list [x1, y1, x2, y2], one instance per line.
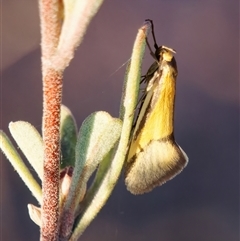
[1, 0, 239, 240]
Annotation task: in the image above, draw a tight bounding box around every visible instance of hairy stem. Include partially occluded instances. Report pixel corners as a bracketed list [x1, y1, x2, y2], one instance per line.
[39, 0, 63, 240]
[41, 68, 63, 241]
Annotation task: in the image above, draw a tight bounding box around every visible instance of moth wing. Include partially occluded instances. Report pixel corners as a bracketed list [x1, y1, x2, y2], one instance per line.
[125, 140, 188, 195]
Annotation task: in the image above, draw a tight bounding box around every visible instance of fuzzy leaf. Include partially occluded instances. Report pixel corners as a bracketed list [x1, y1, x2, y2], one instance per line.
[59, 111, 122, 240]
[53, 0, 105, 70]
[70, 111, 122, 207]
[9, 121, 43, 180]
[60, 105, 78, 169]
[70, 20, 150, 240]
[0, 130, 42, 203]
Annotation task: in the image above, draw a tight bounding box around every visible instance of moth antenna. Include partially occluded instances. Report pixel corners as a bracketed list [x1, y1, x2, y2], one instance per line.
[145, 19, 159, 60]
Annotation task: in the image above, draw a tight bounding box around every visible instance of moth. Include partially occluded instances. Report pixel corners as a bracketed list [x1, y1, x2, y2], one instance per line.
[125, 19, 188, 195]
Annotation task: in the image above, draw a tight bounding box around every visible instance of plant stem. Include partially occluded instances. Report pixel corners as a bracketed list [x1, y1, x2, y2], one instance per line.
[41, 68, 63, 241]
[39, 0, 62, 240]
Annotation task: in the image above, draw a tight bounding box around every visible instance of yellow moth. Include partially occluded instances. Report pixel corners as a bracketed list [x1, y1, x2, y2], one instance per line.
[125, 20, 188, 195]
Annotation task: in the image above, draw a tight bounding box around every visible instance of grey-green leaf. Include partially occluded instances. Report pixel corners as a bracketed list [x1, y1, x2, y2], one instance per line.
[75, 111, 122, 180]
[0, 130, 42, 203]
[63, 111, 122, 217]
[9, 121, 44, 181]
[60, 105, 78, 169]
[70, 20, 150, 240]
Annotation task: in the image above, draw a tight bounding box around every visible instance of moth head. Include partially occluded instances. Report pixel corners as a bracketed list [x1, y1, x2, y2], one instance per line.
[156, 46, 176, 62]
